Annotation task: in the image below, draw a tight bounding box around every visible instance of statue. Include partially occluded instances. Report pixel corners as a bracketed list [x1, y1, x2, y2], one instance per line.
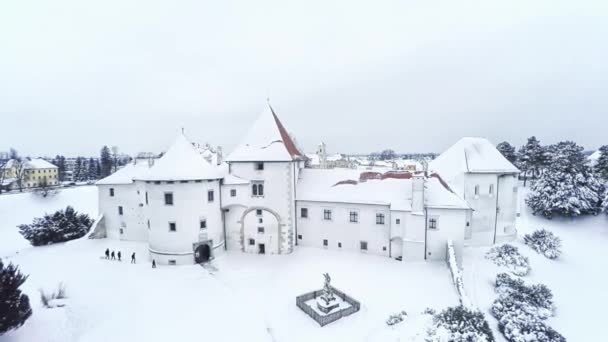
[317, 273, 338, 313]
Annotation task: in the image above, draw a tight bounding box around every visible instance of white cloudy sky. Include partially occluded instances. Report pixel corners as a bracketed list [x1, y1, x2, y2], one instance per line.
[1, 0, 607, 157]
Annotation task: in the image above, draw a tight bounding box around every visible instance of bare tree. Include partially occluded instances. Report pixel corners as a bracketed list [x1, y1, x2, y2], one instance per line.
[13, 158, 26, 192]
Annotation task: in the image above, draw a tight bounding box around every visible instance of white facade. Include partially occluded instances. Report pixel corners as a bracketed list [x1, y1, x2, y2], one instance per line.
[96, 104, 512, 266]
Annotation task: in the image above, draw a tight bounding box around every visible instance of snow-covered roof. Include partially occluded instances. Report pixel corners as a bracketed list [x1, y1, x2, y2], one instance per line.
[296, 169, 469, 211]
[96, 161, 152, 185]
[430, 137, 519, 185]
[136, 133, 224, 181]
[226, 103, 305, 162]
[588, 150, 601, 167]
[223, 174, 249, 185]
[2, 158, 57, 170]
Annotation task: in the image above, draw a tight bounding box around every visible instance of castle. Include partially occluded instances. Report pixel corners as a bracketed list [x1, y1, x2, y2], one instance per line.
[96, 103, 519, 265]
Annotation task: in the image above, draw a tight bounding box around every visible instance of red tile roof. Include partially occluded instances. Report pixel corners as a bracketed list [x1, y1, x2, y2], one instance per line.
[269, 104, 305, 160]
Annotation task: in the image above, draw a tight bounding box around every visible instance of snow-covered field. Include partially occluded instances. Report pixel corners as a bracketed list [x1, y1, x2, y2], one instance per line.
[463, 187, 608, 341]
[0, 186, 457, 342]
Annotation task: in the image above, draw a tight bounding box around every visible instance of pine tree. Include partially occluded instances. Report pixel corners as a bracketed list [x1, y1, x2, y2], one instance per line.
[95, 160, 101, 179]
[496, 141, 518, 165]
[526, 141, 604, 218]
[100, 146, 113, 177]
[87, 158, 98, 180]
[53, 155, 66, 182]
[594, 145, 608, 181]
[18, 206, 93, 246]
[518, 137, 549, 186]
[73, 157, 83, 182]
[0, 259, 32, 334]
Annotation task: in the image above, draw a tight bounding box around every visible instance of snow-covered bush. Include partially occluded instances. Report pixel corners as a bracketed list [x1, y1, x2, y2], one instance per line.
[40, 282, 67, 309]
[485, 244, 531, 276]
[492, 273, 563, 342]
[386, 310, 407, 326]
[0, 259, 32, 335]
[526, 141, 603, 218]
[18, 206, 93, 246]
[523, 229, 562, 259]
[427, 305, 495, 342]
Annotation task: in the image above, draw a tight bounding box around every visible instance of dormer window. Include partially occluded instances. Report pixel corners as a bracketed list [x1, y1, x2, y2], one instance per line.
[254, 162, 264, 171]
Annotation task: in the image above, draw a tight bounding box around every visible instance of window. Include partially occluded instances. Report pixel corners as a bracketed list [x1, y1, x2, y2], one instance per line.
[301, 208, 308, 218]
[169, 222, 177, 232]
[383, 246, 387, 251]
[474, 185, 480, 196]
[145, 192, 148, 205]
[489, 184, 494, 195]
[164, 192, 174, 205]
[207, 190, 214, 202]
[180, 180, 188, 183]
[256, 209, 263, 216]
[109, 188, 114, 197]
[376, 213, 385, 225]
[349, 211, 358, 223]
[195, 180, 202, 183]
[119, 228, 124, 234]
[323, 239, 328, 246]
[258, 227, 264, 233]
[154, 181, 161, 185]
[200, 220, 207, 229]
[248, 238, 255, 245]
[230, 189, 236, 197]
[118, 206, 123, 215]
[258, 218, 263, 224]
[147, 220, 150, 229]
[396, 218, 401, 224]
[252, 182, 264, 197]
[360, 241, 368, 251]
[429, 218, 438, 230]
[323, 209, 332, 220]
[298, 234, 302, 240]
[167, 181, 174, 184]
[255, 162, 264, 171]
[168, 260, 176, 265]
[338, 242, 342, 248]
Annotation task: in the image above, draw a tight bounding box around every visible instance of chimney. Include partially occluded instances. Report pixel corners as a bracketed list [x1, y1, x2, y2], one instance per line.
[412, 174, 425, 212]
[216, 146, 223, 165]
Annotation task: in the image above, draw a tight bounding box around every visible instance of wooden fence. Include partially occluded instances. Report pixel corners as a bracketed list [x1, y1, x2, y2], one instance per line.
[296, 286, 361, 327]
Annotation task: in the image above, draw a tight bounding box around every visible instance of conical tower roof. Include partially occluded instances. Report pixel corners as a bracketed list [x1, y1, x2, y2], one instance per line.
[137, 133, 223, 181]
[226, 103, 305, 162]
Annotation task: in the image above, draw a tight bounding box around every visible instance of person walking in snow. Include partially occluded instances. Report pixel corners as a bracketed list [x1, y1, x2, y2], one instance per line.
[105, 248, 110, 259]
[152, 260, 156, 268]
[131, 252, 136, 264]
[111, 251, 116, 260]
[117, 251, 122, 261]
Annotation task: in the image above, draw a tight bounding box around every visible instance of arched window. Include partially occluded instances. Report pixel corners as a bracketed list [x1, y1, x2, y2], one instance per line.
[258, 184, 264, 196]
[251, 182, 264, 197]
[252, 184, 258, 196]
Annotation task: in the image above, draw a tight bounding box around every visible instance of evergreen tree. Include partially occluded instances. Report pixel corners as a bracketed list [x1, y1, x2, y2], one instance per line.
[526, 141, 603, 218]
[496, 141, 518, 165]
[0, 259, 32, 335]
[18, 206, 93, 246]
[518, 137, 549, 186]
[95, 160, 101, 179]
[100, 146, 113, 177]
[594, 145, 608, 181]
[73, 157, 83, 182]
[52, 155, 66, 182]
[87, 158, 98, 180]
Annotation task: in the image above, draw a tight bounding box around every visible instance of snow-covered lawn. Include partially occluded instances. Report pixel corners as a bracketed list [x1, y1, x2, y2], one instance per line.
[0, 186, 458, 342]
[463, 187, 608, 341]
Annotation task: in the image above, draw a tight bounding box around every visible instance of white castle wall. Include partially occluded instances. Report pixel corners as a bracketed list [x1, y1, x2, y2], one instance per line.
[296, 201, 391, 257]
[97, 183, 148, 242]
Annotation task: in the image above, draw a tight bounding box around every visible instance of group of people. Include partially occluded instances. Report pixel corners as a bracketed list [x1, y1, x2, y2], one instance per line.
[104, 248, 157, 268]
[104, 248, 136, 264]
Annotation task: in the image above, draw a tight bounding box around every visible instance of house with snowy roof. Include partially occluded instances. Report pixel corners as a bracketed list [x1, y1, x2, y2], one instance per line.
[430, 137, 520, 246]
[1, 158, 59, 190]
[95, 103, 497, 265]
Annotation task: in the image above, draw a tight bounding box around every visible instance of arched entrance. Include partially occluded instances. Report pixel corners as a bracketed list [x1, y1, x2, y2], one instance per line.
[194, 243, 211, 263]
[240, 207, 282, 254]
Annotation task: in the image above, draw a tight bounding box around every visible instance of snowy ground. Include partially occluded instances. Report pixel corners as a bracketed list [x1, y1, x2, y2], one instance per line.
[463, 186, 608, 341]
[0, 186, 457, 342]
[3, 185, 606, 341]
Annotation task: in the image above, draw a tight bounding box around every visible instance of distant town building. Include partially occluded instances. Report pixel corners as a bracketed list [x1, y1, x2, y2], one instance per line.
[1, 158, 59, 190]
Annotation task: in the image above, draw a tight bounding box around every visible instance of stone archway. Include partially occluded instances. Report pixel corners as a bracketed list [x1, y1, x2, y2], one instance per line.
[194, 243, 211, 263]
[239, 206, 284, 254]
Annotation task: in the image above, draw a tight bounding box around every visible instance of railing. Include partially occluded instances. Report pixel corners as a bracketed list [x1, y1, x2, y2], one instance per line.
[296, 286, 361, 327]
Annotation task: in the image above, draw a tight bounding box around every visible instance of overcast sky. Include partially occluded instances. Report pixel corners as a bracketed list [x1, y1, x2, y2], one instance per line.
[1, 0, 606, 157]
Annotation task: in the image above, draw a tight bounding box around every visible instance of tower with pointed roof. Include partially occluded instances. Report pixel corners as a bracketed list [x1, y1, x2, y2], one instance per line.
[222, 103, 306, 255]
